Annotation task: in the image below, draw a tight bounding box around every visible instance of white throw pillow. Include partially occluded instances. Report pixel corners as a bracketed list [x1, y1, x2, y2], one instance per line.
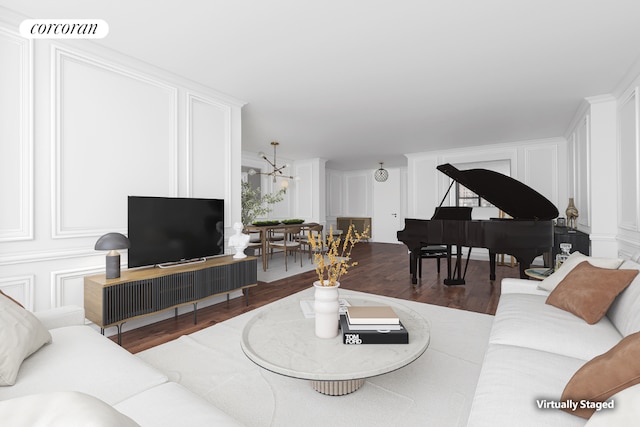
[537, 251, 623, 292]
[0, 293, 52, 386]
[0, 391, 141, 426]
[584, 383, 640, 426]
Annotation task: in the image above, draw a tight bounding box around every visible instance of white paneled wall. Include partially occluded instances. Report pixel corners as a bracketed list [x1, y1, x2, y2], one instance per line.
[186, 92, 232, 201]
[0, 26, 32, 242]
[344, 172, 372, 217]
[565, 95, 620, 257]
[617, 85, 640, 257]
[0, 19, 244, 332]
[53, 47, 178, 237]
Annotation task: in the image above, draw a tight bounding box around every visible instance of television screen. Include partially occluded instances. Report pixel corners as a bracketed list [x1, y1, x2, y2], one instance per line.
[128, 196, 224, 268]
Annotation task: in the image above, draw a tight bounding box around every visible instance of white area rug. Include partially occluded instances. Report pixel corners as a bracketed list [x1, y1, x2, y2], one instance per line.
[255, 253, 317, 283]
[137, 289, 494, 427]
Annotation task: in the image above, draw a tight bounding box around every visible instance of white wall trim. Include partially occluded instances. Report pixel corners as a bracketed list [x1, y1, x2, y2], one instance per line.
[0, 25, 33, 242]
[50, 45, 179, 238]
[51, 266, 103, 308]
[577, 114, 591, 229]
[0, 275, 35, 311]
[185, 91, 233, 226]
[523, 143, 559, 206]
[617, 87, 640, 232]
[0, 247, 99, 266]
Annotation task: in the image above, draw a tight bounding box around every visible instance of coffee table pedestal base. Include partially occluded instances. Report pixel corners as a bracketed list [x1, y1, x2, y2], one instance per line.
[310, 379, 365, 396]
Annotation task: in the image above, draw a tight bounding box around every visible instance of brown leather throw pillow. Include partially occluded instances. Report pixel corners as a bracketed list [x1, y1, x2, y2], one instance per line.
[546, 261, 638, 324]
[561, 331, 640, 418]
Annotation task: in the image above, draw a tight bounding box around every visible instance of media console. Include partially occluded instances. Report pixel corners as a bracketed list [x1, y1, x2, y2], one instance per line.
[84, 255, 257, 344]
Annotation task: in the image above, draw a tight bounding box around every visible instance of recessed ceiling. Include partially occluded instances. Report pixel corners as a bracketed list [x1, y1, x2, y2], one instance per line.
[3, 0, 640, 170]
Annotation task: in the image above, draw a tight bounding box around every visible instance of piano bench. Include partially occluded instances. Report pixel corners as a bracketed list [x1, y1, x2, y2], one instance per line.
[418, 245, 449, 277]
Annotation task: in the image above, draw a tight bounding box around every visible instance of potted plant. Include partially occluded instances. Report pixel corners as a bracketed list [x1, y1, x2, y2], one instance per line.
[241, 181, 285, 227]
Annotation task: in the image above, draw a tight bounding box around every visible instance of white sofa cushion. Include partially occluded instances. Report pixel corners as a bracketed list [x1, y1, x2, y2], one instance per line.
[34, 305, 86, 330]
[501, 278, 551, 296]
[467, 344, 587, 427]
[538, 251, 623, 292]
[0, 325, 167, 404]
[607, 260, 640, 336]
[584, 383, 640, 426]
[0, 391, 140, 427]
[114, 382, 245, 427]
[0, 292, 52, 386]
[490, 293, 622, 361]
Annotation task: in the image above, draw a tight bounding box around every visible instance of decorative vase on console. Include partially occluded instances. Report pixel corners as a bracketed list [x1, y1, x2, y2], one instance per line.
[566, 198, 579, 229]
[307, 224, 370, 339]
[313, 280, 341, 338]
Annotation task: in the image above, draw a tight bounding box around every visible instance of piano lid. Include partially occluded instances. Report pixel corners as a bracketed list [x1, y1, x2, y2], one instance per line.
[437, 163, 559, 221]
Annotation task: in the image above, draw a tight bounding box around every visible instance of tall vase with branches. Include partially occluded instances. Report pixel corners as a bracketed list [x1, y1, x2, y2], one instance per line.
[241, 181, 286, 226]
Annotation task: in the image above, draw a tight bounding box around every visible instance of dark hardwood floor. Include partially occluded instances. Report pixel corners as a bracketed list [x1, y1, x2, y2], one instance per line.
[114, 242, 526, 354]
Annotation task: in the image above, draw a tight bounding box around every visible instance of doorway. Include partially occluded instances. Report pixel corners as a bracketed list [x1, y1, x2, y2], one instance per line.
[372, 167, 402, 243]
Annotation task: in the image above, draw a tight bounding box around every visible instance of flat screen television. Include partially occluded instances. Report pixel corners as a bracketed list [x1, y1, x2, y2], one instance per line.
[127, 196, 224, 268]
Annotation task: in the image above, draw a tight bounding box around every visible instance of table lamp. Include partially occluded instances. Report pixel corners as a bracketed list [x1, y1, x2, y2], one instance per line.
[95, 232, 130, 279]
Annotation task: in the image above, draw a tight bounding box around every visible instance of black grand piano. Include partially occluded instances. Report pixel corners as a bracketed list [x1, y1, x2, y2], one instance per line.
[397, 163, 559, 285]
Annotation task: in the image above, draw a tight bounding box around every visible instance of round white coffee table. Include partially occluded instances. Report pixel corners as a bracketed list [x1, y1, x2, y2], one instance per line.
[240, 291, 430, 395]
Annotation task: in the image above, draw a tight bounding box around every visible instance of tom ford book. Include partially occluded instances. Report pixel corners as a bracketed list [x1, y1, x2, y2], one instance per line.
[340, 315, 409, 344]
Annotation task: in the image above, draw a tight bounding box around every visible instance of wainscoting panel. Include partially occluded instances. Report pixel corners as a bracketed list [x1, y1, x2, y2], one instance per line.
[619, 88, 639, 231]
[187, 92, 230, 200]
[293, 162, 314, 220]
[327, 170, 343, 218]
[52, 47, 178, 238]
[0, 26, 32, 242]
[523, 144, 558, 208]
[407, 155, 439, 219]
[51, 266, 103, 308]
[575, 115, 591, 228]
[344, 172, 371, 217]
[0, 275, 35, 311]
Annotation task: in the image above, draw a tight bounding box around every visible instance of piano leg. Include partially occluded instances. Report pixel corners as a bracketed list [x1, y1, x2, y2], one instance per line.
[489, 252, 496, 281]
[409, 250, 418, 285]
[444, 245, 466, 286]
[517, 256, 535, 279]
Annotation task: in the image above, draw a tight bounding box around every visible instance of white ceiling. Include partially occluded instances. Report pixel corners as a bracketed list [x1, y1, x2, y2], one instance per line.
[3, 0, 640, 170]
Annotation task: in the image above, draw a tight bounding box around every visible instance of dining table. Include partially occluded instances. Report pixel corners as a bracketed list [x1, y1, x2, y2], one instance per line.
[244, 222, 316, 271]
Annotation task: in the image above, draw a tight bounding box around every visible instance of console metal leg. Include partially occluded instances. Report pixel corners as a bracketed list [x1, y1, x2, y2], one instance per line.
[116, 323, 124, 346]
[193, 303, 198, 324]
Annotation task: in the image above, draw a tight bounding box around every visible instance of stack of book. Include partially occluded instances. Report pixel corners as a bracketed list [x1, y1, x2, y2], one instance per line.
[340, 305, 409, 344]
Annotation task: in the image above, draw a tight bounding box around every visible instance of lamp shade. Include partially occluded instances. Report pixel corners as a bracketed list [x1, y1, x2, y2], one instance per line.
[95, 233, 130, 251]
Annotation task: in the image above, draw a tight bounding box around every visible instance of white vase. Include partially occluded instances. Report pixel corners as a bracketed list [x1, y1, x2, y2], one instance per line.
[313, 280, 340, 339]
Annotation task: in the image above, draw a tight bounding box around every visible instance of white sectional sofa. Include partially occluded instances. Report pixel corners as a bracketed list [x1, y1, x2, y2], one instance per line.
[468, 254, 640, 426]
[2, 252, 639, 427]
[0, 301, 243, 426]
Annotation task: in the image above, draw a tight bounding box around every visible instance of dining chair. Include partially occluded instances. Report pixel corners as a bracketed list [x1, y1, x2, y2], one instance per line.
[298, 223, 324, 259]
[268, 226, 303, 271]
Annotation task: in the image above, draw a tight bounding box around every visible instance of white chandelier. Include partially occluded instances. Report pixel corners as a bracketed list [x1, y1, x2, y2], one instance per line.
[248, 142, 298, 189]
